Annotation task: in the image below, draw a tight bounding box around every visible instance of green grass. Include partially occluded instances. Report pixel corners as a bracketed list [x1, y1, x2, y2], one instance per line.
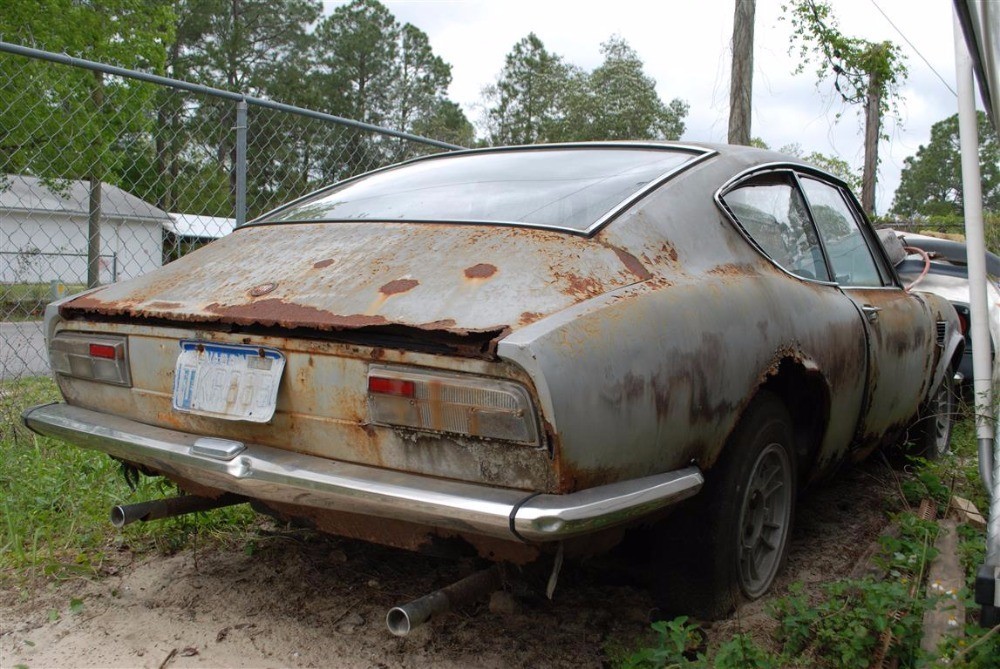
[0, 376, 256, 584]
[1, 282, 86, 322]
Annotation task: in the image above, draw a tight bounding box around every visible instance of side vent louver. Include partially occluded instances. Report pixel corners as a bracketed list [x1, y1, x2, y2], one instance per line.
[936, 321, 947, 348]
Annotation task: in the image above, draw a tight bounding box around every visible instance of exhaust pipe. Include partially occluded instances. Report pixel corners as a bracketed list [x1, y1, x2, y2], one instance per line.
[111, 493, 246, 528]
[386, 566, 500, 636]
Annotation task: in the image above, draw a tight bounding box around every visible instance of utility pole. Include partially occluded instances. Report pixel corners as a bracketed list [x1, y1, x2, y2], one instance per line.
[861, 72, 882, 216]
[728, 0, 755, 145]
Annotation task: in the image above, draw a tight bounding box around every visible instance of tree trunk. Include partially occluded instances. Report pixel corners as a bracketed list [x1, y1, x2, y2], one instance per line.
[728, 0, 755, 146]
[861, 73, 882, 215]
[87, 71, 105, 288]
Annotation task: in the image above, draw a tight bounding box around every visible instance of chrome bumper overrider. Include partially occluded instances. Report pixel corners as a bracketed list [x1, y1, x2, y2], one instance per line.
[22, 403, 703, 542]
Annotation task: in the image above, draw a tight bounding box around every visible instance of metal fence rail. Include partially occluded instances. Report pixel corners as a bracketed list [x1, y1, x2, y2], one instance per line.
[0, 41, 460, 382]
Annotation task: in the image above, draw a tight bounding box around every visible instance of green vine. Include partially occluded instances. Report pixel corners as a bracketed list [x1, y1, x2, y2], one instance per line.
[781, 0, 907, 135]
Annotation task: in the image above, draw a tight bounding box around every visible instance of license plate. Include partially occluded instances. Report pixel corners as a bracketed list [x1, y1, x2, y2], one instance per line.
[172, 341, 285, 422]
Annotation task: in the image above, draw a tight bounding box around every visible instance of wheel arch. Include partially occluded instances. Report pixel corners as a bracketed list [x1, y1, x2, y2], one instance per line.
[754, 358, 831, 486]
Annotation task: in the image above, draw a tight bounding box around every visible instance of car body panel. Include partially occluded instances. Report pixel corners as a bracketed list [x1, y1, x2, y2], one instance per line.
[841, 287, 940, 440]
[57, 222, 658, 353]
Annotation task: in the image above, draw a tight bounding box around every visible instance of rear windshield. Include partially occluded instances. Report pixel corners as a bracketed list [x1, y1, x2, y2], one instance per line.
[257, 146, 702, 233]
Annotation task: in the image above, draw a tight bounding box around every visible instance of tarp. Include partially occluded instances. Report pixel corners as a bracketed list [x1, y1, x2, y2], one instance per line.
[956, 0, 1000, 129]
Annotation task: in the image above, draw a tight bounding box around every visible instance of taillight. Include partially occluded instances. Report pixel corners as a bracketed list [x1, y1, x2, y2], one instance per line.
[50, 333, 131, 386]
[367, 365, 540, 446]
[368, 376, 416, 398]
[88, 343, 117, 359]
[954, 305, 971, 339]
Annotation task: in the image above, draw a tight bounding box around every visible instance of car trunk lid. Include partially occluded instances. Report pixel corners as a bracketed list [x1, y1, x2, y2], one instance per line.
[59, 222, 650, 355]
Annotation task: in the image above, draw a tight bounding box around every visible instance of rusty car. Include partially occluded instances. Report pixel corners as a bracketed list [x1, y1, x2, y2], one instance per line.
[23, 142, 964, 622]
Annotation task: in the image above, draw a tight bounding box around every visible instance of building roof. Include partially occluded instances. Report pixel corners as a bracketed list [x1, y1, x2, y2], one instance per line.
[166, 213, 236, 240]
[0, 174, 171, 222]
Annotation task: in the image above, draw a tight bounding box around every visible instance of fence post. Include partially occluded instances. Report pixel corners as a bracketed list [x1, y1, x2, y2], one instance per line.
[235, 99, 247, 226]
[86, 176, 102, 288]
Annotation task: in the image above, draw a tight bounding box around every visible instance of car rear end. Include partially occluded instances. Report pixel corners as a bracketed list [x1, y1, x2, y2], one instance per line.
[23, 145, 712, 559]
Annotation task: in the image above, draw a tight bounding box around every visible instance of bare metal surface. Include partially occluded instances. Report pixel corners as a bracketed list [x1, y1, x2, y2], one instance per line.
[386, 567, 500, 636]
[110, 493, 246, 528]
[23, 402, 704, 542]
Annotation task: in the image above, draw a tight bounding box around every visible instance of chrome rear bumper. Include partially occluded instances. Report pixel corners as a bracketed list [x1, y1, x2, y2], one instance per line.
[22, 403, 703, 542]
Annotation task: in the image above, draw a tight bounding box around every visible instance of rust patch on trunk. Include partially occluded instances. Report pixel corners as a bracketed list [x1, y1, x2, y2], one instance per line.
[145, 301, 182, 309]
[421, 318, 457, 329]
[379, 278, 419, 295]
[555, 272, 603, 298]
[312, 258, 335, 269]
[464, 263, 498, 279]
[519, 311, 543, 325]
[610, 247, 653, 281]
[206, 299, 389, 330]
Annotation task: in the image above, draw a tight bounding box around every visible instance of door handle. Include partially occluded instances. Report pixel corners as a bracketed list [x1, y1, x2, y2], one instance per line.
[861, 304, 881, 323]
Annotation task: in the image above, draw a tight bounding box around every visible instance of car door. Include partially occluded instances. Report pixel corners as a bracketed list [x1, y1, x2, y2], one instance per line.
[798, 175, 936, 443]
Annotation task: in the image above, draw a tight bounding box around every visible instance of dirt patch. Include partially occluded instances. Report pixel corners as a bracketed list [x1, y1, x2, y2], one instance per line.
[0, 459, 893, 668]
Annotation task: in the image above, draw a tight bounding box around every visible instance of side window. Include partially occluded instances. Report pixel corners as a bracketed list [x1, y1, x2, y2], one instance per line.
[799, 178, 883, 287]
[722, 173, 831, 281]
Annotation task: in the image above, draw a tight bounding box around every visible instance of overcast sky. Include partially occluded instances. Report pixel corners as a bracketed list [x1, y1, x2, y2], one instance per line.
[324, 0, 975, 214]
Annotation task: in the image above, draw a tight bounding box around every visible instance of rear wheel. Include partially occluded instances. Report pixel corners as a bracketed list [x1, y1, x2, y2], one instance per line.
[912, 373, 954, 459]
[653, 392, 797, 618]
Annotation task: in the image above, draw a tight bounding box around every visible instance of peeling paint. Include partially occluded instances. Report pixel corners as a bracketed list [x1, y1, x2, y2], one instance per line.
[464, 263, 498, 279]
[379, 278, 419, 295]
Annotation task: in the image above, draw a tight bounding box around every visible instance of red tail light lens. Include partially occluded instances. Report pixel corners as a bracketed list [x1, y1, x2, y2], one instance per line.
[89, 343, 118, 359]
[368, 376, 416, 397]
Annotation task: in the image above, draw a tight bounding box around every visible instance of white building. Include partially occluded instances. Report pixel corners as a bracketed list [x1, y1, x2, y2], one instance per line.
[1, 175, 168, 285]
[166, 212, 236, 241]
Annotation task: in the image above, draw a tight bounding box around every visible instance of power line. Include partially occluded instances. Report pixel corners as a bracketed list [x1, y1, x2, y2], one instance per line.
[869, 0, 957, 97]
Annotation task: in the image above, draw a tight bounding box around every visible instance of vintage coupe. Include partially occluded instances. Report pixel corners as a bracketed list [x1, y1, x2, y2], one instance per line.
[24, 143, 962, 618]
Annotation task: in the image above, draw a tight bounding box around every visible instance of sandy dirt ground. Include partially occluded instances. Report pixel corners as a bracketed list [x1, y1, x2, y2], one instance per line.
[0, 461, 893, 668]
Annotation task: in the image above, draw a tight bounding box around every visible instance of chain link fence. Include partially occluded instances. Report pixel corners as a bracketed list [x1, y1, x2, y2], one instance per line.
[0, 42, 459, 383]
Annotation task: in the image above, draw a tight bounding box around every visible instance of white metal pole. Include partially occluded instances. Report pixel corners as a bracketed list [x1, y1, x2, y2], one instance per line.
[953, 13, 995, 500]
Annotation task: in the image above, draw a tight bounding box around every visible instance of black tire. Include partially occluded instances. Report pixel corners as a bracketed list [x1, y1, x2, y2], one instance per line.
[981, 604, 1000, 629]
[911, 372, 954, 460]
[653, 392, 797, 619]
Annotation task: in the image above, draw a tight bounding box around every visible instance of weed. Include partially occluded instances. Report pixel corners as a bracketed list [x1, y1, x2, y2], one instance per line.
[0, 376, 256, 584]
[771, 579, 929, 668]
[875, 511, 940, 579]
[619, 617, 783, 669]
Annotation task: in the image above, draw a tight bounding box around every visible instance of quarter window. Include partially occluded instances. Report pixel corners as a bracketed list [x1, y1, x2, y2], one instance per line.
[722, 173, 830, 282]
[799, 178, 883, 287]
